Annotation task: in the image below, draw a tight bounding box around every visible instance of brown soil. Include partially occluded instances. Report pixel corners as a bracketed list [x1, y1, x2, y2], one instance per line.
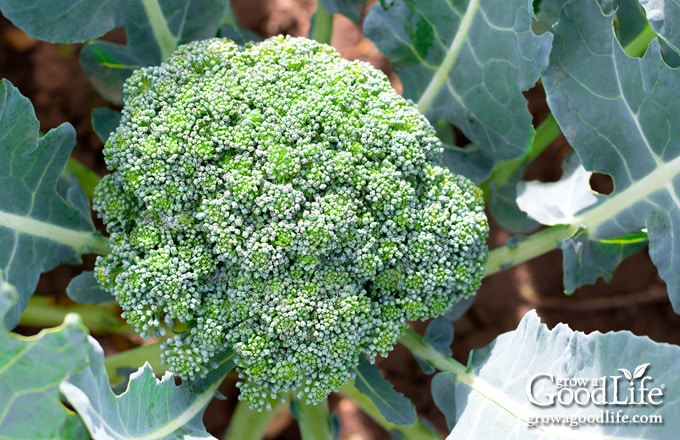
[3, 1, 679, 439]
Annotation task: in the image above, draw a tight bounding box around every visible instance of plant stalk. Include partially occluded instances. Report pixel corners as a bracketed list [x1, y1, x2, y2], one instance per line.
[105, 342, 164, 384]
[339, 381, 440, 440]
[295, 398, 333, 440]
[224, 398, 284, 440]
[310, 0, 333, 45]
[20, 296, 134, 335]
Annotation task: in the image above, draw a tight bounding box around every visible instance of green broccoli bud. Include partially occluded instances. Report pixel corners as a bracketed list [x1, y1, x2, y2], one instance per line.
[94, 35, 489, 409]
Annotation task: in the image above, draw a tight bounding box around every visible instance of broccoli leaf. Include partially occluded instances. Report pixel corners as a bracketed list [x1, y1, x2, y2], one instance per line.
[80, 0, 229, 103]
[0, 79, 104, 330]
[446, 310, 680, 438]
[66, 271, 115, 305]
[542, 0, 680, 311]
[0, 0, 120, 43]
[320, 0, 368, 22]
[363, 0, 552, 181]
[91, 107, 122, 144]
[0, 278, 90, 439]
[353, 358, 417, 426]
[516, 119, 646, 293]
[560, 233, 647, 293]
[60, 341, 234, 440]
[640, 0, 680, 54]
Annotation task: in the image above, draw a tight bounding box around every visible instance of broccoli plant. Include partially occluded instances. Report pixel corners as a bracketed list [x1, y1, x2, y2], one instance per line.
[1, 0, 680, 439]
[95, 35, 488, 408]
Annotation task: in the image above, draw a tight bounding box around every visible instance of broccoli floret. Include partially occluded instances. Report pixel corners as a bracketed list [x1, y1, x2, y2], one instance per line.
[94, 35, 489, 409]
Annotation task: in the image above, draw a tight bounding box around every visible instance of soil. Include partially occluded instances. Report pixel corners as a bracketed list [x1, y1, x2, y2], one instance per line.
[3, 1, 680, 439]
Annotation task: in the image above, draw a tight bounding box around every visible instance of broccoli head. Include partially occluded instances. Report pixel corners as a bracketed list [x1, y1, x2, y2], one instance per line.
[94, 35, 489, 409]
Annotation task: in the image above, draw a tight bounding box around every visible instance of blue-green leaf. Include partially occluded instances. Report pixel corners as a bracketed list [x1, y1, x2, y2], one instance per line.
[60, 341, 234, 440]
[0, 282, 90, 439]
[91, 107, 122, 144]
[0, 79, 105, 330]
[364, 0, 552, 181]
[517, 153, 600, 227]
[640, 0, 680, 54]
[560, 233, 648, 293]
[431, 372, 457, 431]
[447, 310, 680, 438]
[66, 271, 115, 304]
[543, 0, 680, 311]
[423, 318, 453, 357]
[488, 164, 540, 233]
[416, 317, 455, 374]
[518, 153, 650, 292]
[320, 0, 368, 22]
[80, 0, 229, 104]
[0, 0, 120, 43]
[353, 358, 416, 426]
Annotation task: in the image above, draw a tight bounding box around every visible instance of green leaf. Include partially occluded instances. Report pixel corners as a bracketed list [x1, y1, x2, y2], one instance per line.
[0, 79, 105, 330]
[91, 107, 122, 144]
[448, 309, 680, 438]
[353, 358, 417, 426]
[0, 281, 90, 439]
[516, 125, 647, 293]
[560, 233, 647, 293]
[488, 164, 540, 233]
[320, 0, 368, 22]
[0, 0, 120, 43]
[431, 372, 457, 430]
[423, 317, 453, 357]
[416, 317, 454, 374]
[60, 341, 235, 440]
[542, 0, 680, 311]
[517, 154, 600, 227]
[66, 271, 115, 304]
[80, 0, 229, 103]
[363, 0, 552, 181]
[640, 0, 680, 54]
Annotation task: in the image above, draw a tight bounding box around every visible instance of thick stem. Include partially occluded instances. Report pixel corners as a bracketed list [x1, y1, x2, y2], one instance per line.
[224, 398, 284, 440]
[398, 328, 533, 426]
[295, 398, 333, 440]
[485, 224, 578, 276]
[20, 296, 134, 335]
[66, 157, 101, 199]
[339, 381, 440, 440]
[105, 342, 164, 384]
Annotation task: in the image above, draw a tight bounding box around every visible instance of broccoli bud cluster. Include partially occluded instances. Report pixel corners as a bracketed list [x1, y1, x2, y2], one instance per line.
[94, 35, 488, 409]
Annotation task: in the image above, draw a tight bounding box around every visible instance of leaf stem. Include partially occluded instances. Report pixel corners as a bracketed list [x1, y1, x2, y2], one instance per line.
[339, 381, 440, 440]
[485, 224, 579, 276]
[0, 210, 110, 255]
[141, 0, 179, 61]
[310, 1, 333, 46]
[417, 0, 480, 114]
[623, 22, 656, 58]
[224, 398, 284, 440]
[482, 114, 560, 196]
[398, 328, 533, 426]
